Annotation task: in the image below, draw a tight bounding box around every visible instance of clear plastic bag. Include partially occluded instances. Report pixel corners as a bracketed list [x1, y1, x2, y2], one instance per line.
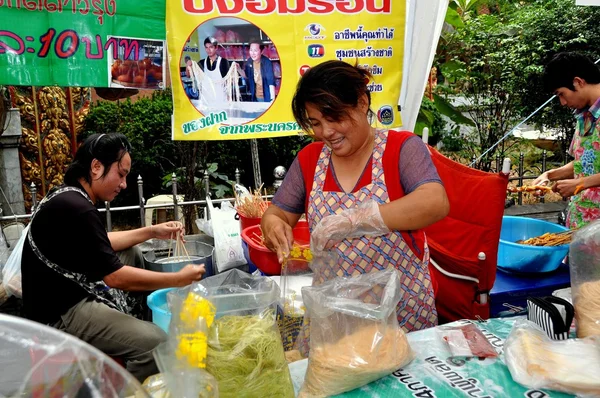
[505, 319, 600, 396]
[195, 269, 295, 398]
[278, 244, 313, 352]
[569, 221, 600, 337]
[154, 282, 219, 398]
[299, 269, 414, 398]
[438, 323, 498, 358]
[1, 224, 30, 299]
[0, 313, 146, 397]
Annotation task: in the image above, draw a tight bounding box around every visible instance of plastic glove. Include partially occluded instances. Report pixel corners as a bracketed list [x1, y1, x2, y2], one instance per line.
[310, 200, 390, 252]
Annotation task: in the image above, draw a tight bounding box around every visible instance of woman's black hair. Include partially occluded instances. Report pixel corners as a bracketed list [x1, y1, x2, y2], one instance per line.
[543, 52, 600, 93]
[64, 133, 131, 186]
[292, 60, 372, 133]
[248, 38, 265, 52]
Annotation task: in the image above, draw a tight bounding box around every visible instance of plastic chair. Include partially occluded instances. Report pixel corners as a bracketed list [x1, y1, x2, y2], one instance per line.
[424, 148, 509, 323]
[144, 194, 185, 227]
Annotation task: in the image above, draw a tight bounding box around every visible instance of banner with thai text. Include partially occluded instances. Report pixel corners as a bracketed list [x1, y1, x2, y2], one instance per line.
[167, 0, 405, 141]
[0, 0, 166, 89]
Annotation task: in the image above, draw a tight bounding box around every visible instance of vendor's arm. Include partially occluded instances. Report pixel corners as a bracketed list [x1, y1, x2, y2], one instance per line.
[554, 168, 600, 197]
[261, 157, 305, 262]
[533, 161, 574, 185]
[108, 221, 184, 252]
[379, 182, 449, 231]
[104, 263, 204, 291]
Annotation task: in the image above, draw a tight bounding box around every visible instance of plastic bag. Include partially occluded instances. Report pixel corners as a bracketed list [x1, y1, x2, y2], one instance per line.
[438, 323, 498, 358]
[299, 269, 414, 398]
[569, 221, 600, 337]
[153, 283, 218, 398]
[278, 244, 313, 352]
[195, 269, 295, 398]
[505, 319, 600, 396]
[206, 196, 245, 272]
[1, 224, 30, 299]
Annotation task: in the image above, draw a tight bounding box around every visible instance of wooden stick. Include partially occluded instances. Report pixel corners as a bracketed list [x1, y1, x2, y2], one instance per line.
[168, 232, 174, 259]
[181, 239, 191, 260]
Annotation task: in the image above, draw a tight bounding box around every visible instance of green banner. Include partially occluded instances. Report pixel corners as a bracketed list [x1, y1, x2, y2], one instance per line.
[0, 0, 166, 88]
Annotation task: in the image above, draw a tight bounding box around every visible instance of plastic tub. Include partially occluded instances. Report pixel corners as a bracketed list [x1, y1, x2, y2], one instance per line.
[497, 216, 569, 274]
[147, 288, 174, 332]
[241, 220, 310, 275]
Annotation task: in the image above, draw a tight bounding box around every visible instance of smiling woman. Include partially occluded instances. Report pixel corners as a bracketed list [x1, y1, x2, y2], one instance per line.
[261, 60, 450, 355]
[19, 133, 207, 382]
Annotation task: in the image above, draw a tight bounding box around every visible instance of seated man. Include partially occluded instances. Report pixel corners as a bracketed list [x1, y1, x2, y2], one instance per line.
[21, 133, 205, 382]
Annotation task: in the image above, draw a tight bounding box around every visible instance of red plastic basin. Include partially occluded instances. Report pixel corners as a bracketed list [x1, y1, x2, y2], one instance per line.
[241, 220, 310, 275]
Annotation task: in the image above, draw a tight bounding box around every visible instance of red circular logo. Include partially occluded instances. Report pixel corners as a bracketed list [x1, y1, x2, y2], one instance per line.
[299, 65, 311, 76]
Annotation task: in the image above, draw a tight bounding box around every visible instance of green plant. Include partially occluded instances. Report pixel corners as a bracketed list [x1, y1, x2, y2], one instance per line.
[163, 162, 233, 199]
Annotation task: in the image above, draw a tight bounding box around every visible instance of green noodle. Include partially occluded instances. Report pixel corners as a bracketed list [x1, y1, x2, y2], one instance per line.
[206, 311, 295, 398]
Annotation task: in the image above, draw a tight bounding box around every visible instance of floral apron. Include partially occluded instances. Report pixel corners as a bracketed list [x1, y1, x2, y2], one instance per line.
[28, 186, 133, 315]
[296, 130, 437, 354]
[566, 114, 600, 229]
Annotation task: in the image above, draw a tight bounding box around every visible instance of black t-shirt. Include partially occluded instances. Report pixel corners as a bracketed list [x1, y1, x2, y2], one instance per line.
[21, 184, 123, 325]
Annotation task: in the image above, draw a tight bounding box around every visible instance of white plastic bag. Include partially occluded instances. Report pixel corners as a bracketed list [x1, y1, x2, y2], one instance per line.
[1, 224, 29, 298]
[206, 197, 245, 273]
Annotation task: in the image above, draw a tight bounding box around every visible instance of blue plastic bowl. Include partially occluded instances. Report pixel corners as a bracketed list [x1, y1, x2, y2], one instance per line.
[147, 288, 175, 333]
[497, 216, 569, 273]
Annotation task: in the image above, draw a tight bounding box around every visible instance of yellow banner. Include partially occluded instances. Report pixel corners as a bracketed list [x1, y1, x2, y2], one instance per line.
[167, 1, 405, 141]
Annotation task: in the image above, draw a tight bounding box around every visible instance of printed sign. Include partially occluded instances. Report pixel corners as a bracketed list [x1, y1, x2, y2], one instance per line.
[167, 0, 406, 141]
[0, 0, 166, 89]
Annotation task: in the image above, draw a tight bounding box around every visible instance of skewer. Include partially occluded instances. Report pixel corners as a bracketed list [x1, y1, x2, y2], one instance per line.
[168, 232, 174, 259]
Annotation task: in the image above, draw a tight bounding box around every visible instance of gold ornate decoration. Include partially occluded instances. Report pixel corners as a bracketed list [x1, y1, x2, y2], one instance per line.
[11, 85, 91, 211]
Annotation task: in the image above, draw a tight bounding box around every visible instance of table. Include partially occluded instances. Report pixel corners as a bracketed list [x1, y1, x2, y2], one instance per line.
[288, 317, 574, 397]
[490, 263, 571, 317]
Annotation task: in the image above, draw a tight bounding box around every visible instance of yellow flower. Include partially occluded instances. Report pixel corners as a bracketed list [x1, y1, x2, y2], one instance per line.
[303, 249, 313, 261]
[290, 246, 302, 258]
[176, 332, 208, 368]
[180, 293, 216, 329]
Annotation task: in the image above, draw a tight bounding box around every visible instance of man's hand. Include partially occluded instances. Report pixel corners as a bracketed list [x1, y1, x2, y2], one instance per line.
[553, 178, 584, 197]
[152, 221, 185, 241]
[176, 264, 205, 287]
[533, 171, 551, 187]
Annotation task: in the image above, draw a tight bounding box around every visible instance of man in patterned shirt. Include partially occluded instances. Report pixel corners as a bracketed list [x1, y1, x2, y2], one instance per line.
[534, 52, 600, 228]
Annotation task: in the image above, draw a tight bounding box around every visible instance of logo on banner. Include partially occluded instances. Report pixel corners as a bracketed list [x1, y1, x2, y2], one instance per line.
[378, 105, 394, 125]
[307, 44, 324, 58]
[299, 65, 311, 76]
[304, 23, 326, 40]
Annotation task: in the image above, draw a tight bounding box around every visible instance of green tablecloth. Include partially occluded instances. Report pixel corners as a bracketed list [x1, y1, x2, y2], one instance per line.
[289, 317, 574, 397]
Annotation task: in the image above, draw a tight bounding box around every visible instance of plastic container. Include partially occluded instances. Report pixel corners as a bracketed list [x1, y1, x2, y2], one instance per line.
[147, 288, 175, 332]
[497, 216, 569, 274]
[569, 221, 600, 338]
[241, 220, 310, 275]
[236, 212, 262, 232]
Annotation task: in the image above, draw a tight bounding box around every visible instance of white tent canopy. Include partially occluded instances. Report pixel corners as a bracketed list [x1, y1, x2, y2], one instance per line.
[399, 0, 449, 132]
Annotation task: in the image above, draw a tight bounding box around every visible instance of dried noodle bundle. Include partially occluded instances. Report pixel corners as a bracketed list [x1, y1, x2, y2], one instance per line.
[299, 324, 414, 397]
[575, 280, 600, 338]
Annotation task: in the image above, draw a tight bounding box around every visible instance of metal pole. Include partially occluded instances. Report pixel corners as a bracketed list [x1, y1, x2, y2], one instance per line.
[540, 150, 547, 204]
[564, 149, 569, 166]
[250, 139, 262, 189]
[172, 172, 179, 222]
[471, 155, 477, 169]
[235, 168, 241, 185]
[518, 153, 524, 206]
[105, 201, 112, 232]
[496, 154, 501, 174]
[137, 175, 145, 227]
[30, 182, 38, 212]
[204, 170, 210, 221]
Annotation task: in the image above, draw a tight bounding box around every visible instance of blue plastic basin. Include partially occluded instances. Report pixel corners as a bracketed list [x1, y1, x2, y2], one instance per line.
[147, 288, 175, 333]
[497, 216, 569, 273]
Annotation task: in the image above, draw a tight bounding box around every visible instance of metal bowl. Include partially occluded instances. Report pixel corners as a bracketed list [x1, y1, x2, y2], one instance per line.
[143, 240, 214, 276]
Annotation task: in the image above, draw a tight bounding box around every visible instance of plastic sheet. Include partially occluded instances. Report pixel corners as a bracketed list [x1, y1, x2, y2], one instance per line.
[299, 269, 414, 397]
[505, 319, 600, 396]
[438, 323, 498, 358]
[0, 313, 147, 398]
[569, 221, 600, 337]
